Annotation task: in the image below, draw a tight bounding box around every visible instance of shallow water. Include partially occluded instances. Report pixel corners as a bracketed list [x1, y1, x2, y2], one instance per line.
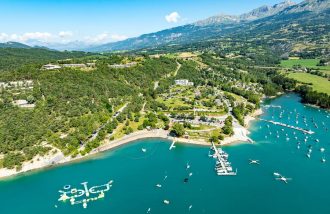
[1, 94, 329, 214]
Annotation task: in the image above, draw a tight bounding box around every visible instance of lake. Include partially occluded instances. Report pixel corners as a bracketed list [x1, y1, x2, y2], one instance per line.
[1, 93, 329, 214]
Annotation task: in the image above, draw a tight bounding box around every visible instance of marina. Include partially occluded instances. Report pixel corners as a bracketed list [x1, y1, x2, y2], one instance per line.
[210, 142, 237, 176]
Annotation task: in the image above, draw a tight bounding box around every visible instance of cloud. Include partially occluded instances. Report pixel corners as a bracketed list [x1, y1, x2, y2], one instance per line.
[84, 33, 109, 44]
[20, 32, 53, 42]
[59, 31, 73, 38]
[109, 34, 128, 41]
[0, 32, 53, 43]
[0, 31, 128, 45]
[0, 33, 9, 41]
[84, 33, 128, 44]
[165, 12, 181, 23]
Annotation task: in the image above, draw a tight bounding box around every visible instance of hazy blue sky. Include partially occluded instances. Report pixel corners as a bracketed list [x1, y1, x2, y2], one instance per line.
[0, 0, 301, 44]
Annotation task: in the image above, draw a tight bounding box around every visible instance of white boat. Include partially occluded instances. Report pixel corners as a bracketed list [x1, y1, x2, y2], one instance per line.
[156, 184, 162, 188]
[163, 200, 170, 205]
[142, 148, 147, 153]
[320, 148, 325, 152]
[273, 172, 281, 177]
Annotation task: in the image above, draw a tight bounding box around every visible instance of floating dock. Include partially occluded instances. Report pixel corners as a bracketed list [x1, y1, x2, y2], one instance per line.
[58, 180, 113, 209]
[260, 119, 314, 134]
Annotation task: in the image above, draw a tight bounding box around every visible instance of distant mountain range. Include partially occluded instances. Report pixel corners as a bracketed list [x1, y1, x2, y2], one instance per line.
[0, 41, 32, 49]
[195, 0, 296, 26]
[2, 0, 329, 53]
[85, 0, 330, 52]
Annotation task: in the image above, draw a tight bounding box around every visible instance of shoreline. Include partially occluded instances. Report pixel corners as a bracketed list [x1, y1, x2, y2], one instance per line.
[0, 108, 263, 180]
[220, 108, 263, 146]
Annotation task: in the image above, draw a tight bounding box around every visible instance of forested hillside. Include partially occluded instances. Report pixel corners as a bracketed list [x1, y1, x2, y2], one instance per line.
[0, 48, 93, 71]
[0, 56, 177, 168]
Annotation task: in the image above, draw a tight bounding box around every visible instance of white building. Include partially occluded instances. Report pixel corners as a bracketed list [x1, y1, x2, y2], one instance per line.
[175, 79, 194, 86]
[62, 64, 87, 68]
[42, 64, 61, 70]
[109, 62, 137, 69]
[12, 100, 35, 108]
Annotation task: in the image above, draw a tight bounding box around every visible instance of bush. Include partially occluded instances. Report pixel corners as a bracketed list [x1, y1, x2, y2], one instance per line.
[171, 123, 185, 137]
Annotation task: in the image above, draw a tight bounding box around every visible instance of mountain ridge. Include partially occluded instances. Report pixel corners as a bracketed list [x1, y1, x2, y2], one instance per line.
[195, 0, 296, 26]
[86, 0, 329, 52]
[0, 41, 32, 49]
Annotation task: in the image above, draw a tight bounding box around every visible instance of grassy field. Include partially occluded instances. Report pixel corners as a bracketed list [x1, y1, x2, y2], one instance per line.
[288, 73, 330, 95]
[281, 59, 330, 71]
[187, 128, 221, 141]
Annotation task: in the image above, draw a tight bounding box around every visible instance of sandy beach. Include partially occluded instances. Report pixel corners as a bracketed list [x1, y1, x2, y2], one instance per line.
[220, 108, 263, 145]
[0, 108, 263, 179]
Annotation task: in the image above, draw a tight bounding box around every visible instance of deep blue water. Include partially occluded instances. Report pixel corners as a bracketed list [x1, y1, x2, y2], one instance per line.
[1, 93, 329, 214]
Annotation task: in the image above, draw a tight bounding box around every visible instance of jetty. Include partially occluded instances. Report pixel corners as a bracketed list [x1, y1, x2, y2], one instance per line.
[169, 139, 176, 150]
[264, 105, 282, 109]
[210, 142, 237, 176]
[260, 119, 314, 134]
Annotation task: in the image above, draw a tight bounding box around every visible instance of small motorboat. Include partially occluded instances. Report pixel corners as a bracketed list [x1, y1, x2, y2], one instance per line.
[142, 148, 147, 153]
[273, 172, 281, 177]
[183, 178, 189, 183]
[163, 200, 170, 205]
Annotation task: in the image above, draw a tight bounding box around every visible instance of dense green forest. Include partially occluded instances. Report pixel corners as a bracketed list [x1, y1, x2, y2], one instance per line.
[0, 53, 177, 169]
[0, 48, 93, 71]
[0, 42, 329, 170]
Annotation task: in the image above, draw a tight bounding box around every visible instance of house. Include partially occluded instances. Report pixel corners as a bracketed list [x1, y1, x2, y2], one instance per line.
[0, 80, 34, 90]
[42, 64, 61, 70]
[175, 79, 194, 86]
[12, 100, 35, 108]
[86, 63, 96, 67]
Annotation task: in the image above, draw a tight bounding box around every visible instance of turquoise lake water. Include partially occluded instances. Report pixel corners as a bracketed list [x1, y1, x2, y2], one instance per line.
[1, 93, 329, 214]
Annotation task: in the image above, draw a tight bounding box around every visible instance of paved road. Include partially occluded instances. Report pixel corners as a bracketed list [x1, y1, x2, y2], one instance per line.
[154, 61, 181, 90]
[83, 103, 129, 146]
